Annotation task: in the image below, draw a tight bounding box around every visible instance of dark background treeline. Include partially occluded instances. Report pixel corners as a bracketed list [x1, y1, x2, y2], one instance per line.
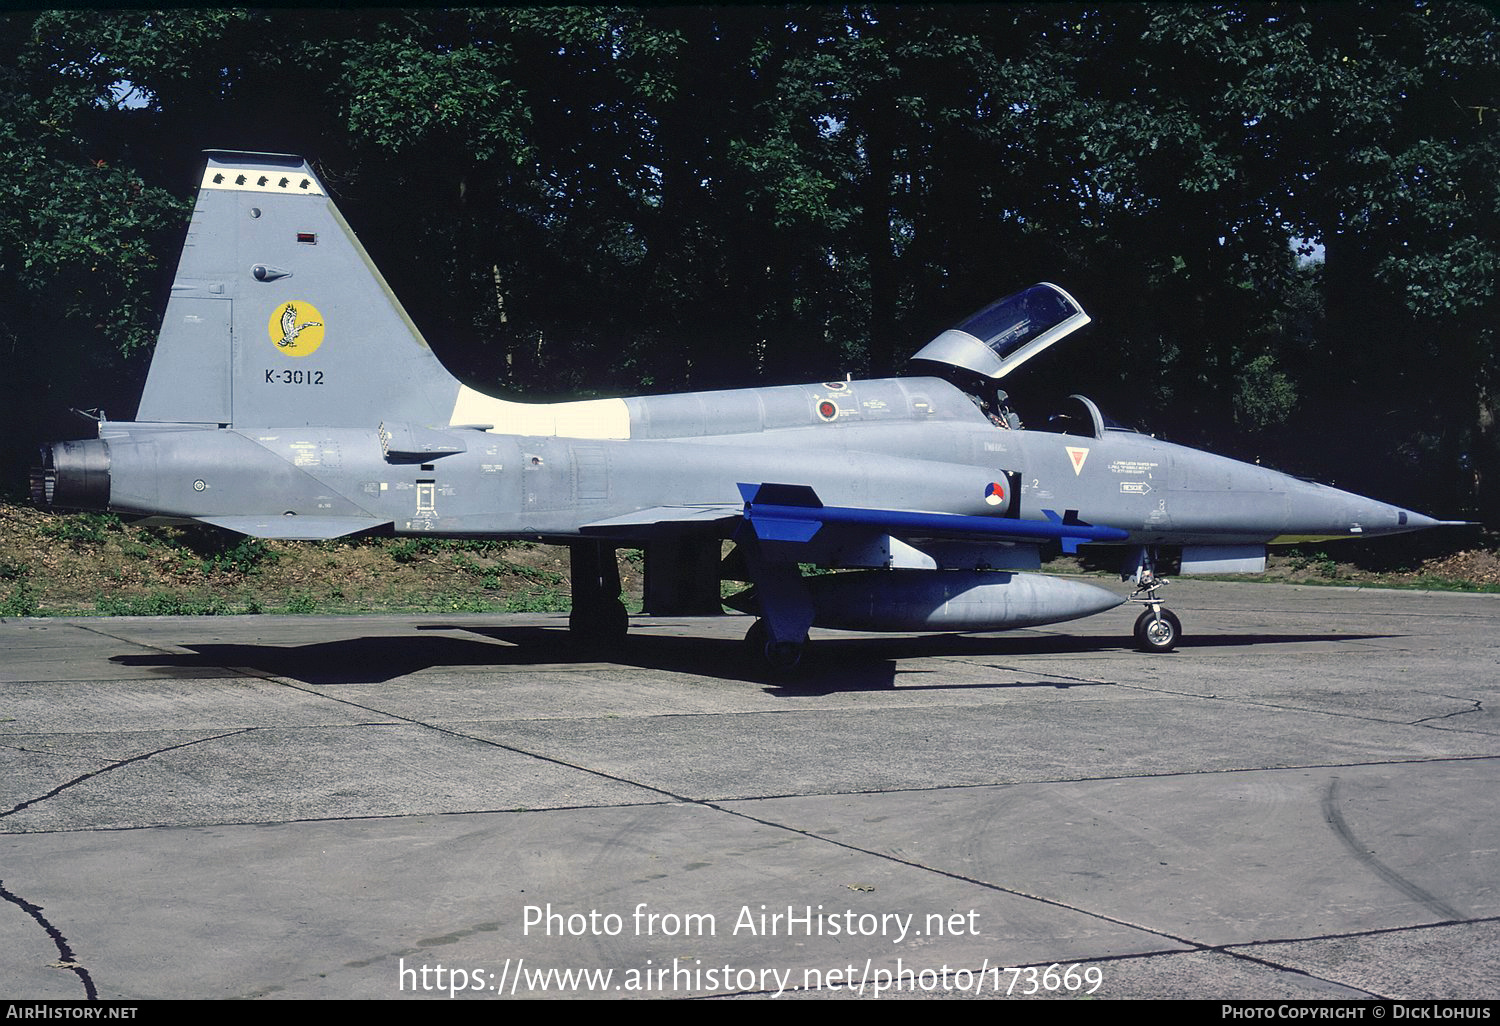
[2, 5, 1496, 524]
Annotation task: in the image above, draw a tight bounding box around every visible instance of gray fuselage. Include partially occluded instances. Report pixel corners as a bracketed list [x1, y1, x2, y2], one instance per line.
[84, 373, 1427, 550]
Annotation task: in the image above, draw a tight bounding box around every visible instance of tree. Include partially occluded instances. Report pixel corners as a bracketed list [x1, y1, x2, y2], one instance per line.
[4, 4, 1497, 525]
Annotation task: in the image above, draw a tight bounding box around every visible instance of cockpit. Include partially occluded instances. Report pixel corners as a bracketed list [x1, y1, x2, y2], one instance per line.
[1046, 394, 1117, 439]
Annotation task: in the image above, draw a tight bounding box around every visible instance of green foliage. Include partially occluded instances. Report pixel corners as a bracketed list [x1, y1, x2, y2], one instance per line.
[421, 593, 503, 613]
[1233, 355, 1298, 432]
[200, 538, 277, 575]
[387, 539, 425, 564]
[41, 513, 121, 545]
[1, 5, 1498, 521]
[1287, 548, 1341, 578]
[283, 592, 319, 614]
[95, 592, 229, 616]
[2, 580, 38, 617]
[388, 536, 521, 564]
[1398, 576, 1500, 595]
[340, 33, 530, 163]
[503, 589, 569, 613]
[136, 524, 278, 575]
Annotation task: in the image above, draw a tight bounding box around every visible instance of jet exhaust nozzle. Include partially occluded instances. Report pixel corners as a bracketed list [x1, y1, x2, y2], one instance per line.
[32, 439, 111, 511]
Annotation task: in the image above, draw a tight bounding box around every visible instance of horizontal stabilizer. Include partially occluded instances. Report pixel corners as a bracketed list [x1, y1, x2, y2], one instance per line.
[198, 515, 391, 540]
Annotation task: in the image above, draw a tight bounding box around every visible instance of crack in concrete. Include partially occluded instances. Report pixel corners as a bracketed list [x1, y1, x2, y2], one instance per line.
[0, 879, 97, 1000]
[1412, 697, 1485, 726]
[1, 727, 256, 820]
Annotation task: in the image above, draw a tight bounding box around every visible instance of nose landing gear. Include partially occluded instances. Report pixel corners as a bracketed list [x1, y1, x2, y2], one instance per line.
[1128, 555, 1181, 653]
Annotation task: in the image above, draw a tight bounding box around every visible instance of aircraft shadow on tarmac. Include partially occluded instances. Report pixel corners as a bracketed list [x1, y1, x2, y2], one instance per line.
[107, 622, 1396, 690]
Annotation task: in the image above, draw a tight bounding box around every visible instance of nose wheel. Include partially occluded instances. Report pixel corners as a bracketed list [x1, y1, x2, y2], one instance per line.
[1129, 562, 1181, 653]
[1133, 606, 1181, 652]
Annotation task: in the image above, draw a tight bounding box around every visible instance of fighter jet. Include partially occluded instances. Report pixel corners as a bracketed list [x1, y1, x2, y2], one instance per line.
[31, 151, 1460, 672]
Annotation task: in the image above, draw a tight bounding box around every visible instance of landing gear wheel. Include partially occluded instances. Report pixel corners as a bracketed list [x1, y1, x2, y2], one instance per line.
[568, 541, 627, 646]
[569, 600, 629, 643]
[1134, 608, 1182, 653]
[745, 618, 805, 676]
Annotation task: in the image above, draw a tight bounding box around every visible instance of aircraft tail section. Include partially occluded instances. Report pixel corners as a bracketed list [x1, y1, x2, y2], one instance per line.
[137, 151, 463, 428]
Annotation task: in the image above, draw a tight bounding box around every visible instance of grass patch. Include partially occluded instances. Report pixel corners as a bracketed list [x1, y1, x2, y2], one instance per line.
[503, 589, 569, 613]
[283, 591, 319, 614]
[95, 592, 232, 616]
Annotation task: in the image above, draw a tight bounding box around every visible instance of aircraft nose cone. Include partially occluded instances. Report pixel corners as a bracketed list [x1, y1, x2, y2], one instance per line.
[1350, 500, 1471, 535]
[1355, 498, 1418, 533]
[1392, 508, 1438, 531]
[1281, 478, 1451, 539]
[1391, 509, 1473, 531]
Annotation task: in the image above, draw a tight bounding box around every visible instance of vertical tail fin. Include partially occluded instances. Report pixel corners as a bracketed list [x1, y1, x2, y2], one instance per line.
[137, 151, 462, 428]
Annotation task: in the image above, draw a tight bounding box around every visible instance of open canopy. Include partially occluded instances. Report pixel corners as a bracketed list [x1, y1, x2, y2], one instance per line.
[910, 282, 1090, 380]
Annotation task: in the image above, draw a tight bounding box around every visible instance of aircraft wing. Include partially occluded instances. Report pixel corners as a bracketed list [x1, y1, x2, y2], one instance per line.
[581, 484, 1128, 554]
[579, 504, 744, 537]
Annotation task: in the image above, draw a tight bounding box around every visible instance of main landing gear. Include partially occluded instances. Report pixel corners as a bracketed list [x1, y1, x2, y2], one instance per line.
[1128, 554, 1181, 653]
[738, 544, 815, 677]
[744, 618, 807, 675]
[568, 541, 629, 644]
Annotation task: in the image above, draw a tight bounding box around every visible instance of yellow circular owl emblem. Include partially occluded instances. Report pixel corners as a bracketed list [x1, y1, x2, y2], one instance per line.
[268, 301, 326, 357]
